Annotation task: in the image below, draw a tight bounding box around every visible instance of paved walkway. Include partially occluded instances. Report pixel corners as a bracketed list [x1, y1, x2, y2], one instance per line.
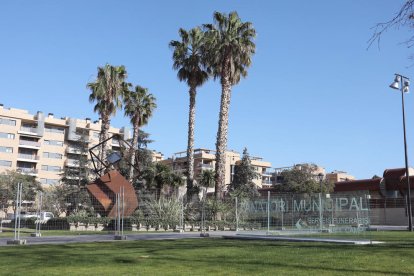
[0, 231, 233, 246]
[0, 230, 385, 246]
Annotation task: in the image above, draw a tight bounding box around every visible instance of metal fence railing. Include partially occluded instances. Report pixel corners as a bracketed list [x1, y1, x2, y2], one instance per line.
[0, 185, 387, 237]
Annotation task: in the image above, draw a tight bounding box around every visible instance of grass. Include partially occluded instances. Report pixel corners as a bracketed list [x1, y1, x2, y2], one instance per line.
[0, 231, 414, 275]
[0, 228, 159, 237]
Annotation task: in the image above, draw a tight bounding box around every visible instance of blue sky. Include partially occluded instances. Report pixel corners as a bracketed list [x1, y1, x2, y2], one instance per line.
[0, 0, 413, 179]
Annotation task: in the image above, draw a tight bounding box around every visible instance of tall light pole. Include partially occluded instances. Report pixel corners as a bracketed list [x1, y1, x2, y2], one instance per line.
[317, 173, 324, 232]
[389, 73, 413, 232]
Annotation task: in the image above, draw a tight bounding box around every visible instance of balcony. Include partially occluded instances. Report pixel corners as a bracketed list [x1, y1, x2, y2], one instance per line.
[65, 159, 80, 167]
[18, 126, 41, 137]
[262, 170, 274, 176]
[262, 180, 273, 185]
[17, 168, 38, 176]
[19, 140, 41, 149]
[111, 140, 120, 147]
[66, 147, 87, 155]
[17, 154, 40, 162]
[199, 163, 214, 170]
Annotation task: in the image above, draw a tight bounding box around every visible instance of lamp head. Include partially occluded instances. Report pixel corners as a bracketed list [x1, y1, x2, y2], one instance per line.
[317, 173, 324, 182]
[403, 80, 410, 93]
[389, 75, 401, 90]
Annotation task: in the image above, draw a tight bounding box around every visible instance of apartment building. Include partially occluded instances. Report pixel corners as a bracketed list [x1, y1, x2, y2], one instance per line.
[269, 164, 355, 188]
[161, 148, 272, 189]
[0, 105, 131, 186]
[326, 170, 355, 184]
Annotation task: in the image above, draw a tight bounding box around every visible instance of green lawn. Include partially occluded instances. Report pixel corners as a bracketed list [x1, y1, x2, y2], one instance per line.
[0, 228, 159, 237]
[1, 232, 414, 275]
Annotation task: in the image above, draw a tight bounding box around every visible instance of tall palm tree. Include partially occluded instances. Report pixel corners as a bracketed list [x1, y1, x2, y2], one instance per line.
[169, 27, 210, 201]
[203, 12, 256, 200]
[87, 64, 127, 166]
[124, 85, 157, 180]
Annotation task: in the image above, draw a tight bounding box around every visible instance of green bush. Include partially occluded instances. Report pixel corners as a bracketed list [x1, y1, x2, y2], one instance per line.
[43, 218, 70, 230]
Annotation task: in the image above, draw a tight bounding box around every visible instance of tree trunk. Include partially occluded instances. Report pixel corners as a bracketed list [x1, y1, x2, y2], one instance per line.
[129, 117, 140, 180]
[186, 85, 197, 202]
[100, 114, 110, 169]
[215, 59, 232, 200]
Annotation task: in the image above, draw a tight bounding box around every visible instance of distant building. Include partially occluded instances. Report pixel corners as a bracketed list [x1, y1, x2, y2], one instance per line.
[270, 163, 327, 187]
[0, 105, 130, 186]
[326, 170, 355, 184]
[334, 167, 414, 199]
[150, 150, 164, 162]
[161, 148, 272, 189]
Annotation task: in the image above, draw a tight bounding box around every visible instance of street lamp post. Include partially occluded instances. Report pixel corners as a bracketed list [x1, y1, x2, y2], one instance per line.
[389, 73, 413, 232]
[317, 173, 324, 232]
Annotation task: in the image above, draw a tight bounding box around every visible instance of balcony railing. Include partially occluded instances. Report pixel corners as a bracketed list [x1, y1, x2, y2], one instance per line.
[17, 168, 38, 174]
[262, 170, 274, 176]
[20, 126, 38, 134]
[17, 154, 40, 160]
[111, 140, 120, 146]
[66, 159, 80, 166]
[262, 180, 273, 185]
[66, 147, 84, 154]
[199, 164, 214, 169]
[19, 140, 41, 147]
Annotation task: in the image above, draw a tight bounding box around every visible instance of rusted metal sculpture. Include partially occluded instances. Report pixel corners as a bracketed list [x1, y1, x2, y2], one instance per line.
[86, 135, 139, 217]
[87, 170, 138, 217]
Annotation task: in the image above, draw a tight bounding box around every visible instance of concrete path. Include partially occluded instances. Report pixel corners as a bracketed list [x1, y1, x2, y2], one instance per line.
[0, 230, 384, 246]
[0, 231, 234, 246]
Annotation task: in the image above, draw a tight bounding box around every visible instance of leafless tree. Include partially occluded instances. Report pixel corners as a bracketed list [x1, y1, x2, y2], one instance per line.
[368, 1, 414, 49]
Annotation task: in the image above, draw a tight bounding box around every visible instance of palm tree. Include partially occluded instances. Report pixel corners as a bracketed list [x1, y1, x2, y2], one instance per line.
[123, 85, 157, 180]
[170, 27, 210, 202]
[87, 64, 127, 166]
[143, 163, 181, 200]
[203, 12, 256, 199]
[200, 169, 215, 190]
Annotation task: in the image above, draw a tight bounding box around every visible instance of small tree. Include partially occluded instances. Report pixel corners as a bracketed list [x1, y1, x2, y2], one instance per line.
[0, 170, 42, 213]
[60, 134, 93, 215]
[274, 164, 333, 194]
[228, 148, 259, 200]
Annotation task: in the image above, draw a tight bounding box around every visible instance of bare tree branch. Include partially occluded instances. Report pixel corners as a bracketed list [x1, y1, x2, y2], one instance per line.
[368, 0, 414, 49]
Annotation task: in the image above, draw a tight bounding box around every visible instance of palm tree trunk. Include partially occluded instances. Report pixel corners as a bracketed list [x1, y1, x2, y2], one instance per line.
[215, 65, 232, 200]
[186, 85, 197, 202]
[129, 117, 139, 180]
[100, 114, 110, 169]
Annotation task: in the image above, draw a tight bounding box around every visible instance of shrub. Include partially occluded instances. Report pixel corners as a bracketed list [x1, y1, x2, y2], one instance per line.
[43, 218, 70, 230]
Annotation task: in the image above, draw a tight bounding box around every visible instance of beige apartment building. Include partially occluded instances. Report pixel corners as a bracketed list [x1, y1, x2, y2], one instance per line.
[271, 164, 356, 187]
[326, 170, 356, 184]
[0, 105, 131, 186]
[161, 148, 273, 189]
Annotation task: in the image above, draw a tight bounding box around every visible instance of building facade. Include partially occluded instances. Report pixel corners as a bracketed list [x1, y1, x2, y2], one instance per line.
[0, 105, 130, 186]
[326, 170, 355, 184]
[161, 148, 272, 189]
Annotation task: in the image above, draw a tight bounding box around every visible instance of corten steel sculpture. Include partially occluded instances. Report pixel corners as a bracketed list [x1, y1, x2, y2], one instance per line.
[87, 170, 138, 217]
[86, 135, 139, 217]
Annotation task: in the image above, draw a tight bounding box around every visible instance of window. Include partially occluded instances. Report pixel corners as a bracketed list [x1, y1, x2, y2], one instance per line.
[0, 118, 16, 126]
[44, 140, 63, 146]
[93, 132, 100, 139]
[43, 152, 62, 159]
[0, 160, 12, 167]
[45, 125, 65, 134]
[41, 165, 61, 172]
[0, 146, 13, 153]
[0, 132, 14, 139]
